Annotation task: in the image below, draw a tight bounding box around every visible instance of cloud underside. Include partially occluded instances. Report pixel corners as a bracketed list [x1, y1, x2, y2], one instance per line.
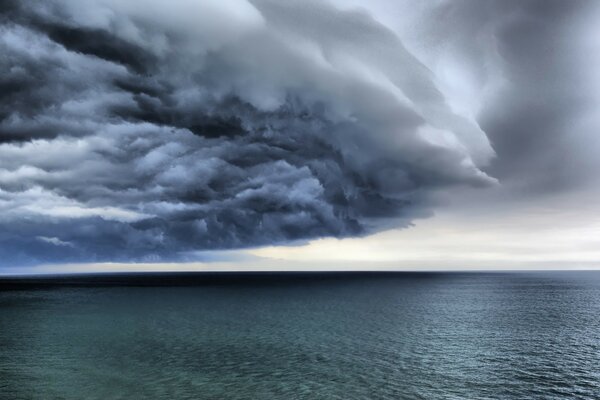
[0, 0, 498, 266]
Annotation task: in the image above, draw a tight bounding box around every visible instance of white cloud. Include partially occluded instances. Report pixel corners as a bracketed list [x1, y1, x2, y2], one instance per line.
[37, 236, 75, 247]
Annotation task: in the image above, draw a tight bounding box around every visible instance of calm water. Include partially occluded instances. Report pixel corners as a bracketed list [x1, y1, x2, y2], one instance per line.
[1, 272, 600, 399]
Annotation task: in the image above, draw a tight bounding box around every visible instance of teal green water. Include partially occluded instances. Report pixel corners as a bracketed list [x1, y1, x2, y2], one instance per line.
[1, 272, 600, 399]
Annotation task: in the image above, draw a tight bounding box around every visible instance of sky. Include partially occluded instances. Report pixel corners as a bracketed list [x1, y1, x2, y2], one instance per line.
[1, 0, 599, 274]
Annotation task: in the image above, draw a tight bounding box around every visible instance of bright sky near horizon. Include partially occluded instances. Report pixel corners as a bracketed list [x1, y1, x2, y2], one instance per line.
[1, 0, 599, 274]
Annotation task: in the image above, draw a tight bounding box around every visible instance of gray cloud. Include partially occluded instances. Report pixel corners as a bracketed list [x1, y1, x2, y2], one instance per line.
[478, 0, 599, 195]
[1, 0, 503, 267]
[392, 0, 600, 197]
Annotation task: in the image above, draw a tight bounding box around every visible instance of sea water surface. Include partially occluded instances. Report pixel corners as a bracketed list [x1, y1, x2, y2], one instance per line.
[1, 271, 600, 399]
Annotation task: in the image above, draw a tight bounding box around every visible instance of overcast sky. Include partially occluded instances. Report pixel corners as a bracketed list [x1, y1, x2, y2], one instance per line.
[1, 0, 599, 274]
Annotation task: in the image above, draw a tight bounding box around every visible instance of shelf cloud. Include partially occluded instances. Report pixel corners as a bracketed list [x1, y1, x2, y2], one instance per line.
[4, 0, 594, 268]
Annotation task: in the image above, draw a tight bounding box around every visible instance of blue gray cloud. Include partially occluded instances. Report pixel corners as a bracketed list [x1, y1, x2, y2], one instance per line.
[5, 0, 592, 268]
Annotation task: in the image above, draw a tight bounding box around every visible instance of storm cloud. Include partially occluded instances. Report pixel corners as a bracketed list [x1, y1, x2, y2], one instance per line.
[0, 0, 509, 267]
[384, 0, 600, 197]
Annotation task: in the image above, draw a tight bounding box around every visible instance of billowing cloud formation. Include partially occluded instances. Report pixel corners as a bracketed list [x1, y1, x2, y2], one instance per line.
[377, 0, 600, 197]
[0, 0, 496, 267]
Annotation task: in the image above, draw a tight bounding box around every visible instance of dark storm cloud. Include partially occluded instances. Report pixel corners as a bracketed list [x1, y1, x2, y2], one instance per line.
[0, 0, 500, 267]
[33, 21, 157, 75]
[480, 0, 597, 194]
[409, 0, 600, 196]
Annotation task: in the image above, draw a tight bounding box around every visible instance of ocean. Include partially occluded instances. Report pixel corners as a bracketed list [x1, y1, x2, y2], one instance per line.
[1, 272, 599, 399]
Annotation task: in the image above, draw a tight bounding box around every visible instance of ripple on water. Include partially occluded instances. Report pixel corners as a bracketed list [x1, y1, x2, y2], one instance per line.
[1, 272, 600, 399]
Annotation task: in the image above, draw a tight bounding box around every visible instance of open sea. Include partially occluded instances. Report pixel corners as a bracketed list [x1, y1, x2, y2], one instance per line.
[1, 271, 599, 399]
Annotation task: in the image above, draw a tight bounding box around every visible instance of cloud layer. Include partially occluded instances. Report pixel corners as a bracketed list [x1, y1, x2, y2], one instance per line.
[388, 0, 600, 197]
[0, 0, 498, 267]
